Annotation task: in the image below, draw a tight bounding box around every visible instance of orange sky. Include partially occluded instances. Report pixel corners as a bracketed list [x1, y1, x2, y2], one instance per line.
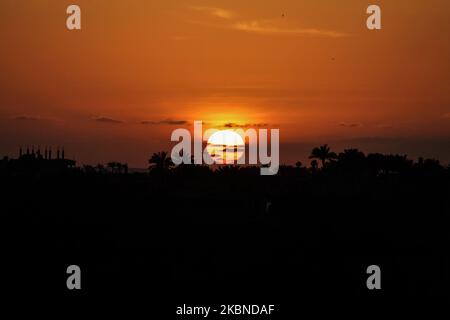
[0, 0, 449, 167]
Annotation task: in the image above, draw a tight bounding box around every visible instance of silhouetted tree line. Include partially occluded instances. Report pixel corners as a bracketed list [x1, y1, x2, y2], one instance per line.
[141, 144, 449, 179]
[2, 144, 449, 178]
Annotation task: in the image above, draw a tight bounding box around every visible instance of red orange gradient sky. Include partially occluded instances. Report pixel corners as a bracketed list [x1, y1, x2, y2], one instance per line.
[0, 0, 449, 167]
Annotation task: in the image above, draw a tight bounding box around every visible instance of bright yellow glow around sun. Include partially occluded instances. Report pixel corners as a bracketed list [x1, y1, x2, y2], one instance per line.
[206, 130, 245, 164]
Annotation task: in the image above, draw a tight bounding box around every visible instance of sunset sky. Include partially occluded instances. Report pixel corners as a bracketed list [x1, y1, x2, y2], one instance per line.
[0, 0, 449, 167]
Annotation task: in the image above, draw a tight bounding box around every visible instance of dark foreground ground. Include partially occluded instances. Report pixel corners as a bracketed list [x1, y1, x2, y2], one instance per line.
[2, 160, 450, 314]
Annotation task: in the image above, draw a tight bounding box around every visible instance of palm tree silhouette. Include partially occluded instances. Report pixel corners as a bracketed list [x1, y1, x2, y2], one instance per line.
[310, 159, 318, 171]
[149, 151, 174, 171]
[309, 144, 337, 168]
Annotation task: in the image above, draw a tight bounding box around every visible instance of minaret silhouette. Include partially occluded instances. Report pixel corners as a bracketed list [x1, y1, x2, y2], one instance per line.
[56, 147, 60, 159]
[62, 147, 65, 160]
[48, 147, 52, 160]
[44, 147, 48, 160]
[26, 146, 30, 155]
[19, 146, 23, 157]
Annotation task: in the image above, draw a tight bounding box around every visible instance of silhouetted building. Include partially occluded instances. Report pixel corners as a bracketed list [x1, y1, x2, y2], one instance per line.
[0, 146, 76, 173]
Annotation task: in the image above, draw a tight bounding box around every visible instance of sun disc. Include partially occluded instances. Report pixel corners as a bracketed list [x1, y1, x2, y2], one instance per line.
[206, 130, 244, 164]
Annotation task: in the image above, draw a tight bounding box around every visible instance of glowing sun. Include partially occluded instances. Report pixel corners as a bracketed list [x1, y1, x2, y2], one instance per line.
[206, 130, 245, 164]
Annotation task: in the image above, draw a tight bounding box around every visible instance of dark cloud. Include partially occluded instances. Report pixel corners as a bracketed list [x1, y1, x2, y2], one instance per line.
[141, 119, 188, 125]
[161, 119, 188, 125]
[339, 122, 362, 128]
[224, 122, 269, 128]
[13, 115, 41, 121]
[94, 117, 123, 124]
